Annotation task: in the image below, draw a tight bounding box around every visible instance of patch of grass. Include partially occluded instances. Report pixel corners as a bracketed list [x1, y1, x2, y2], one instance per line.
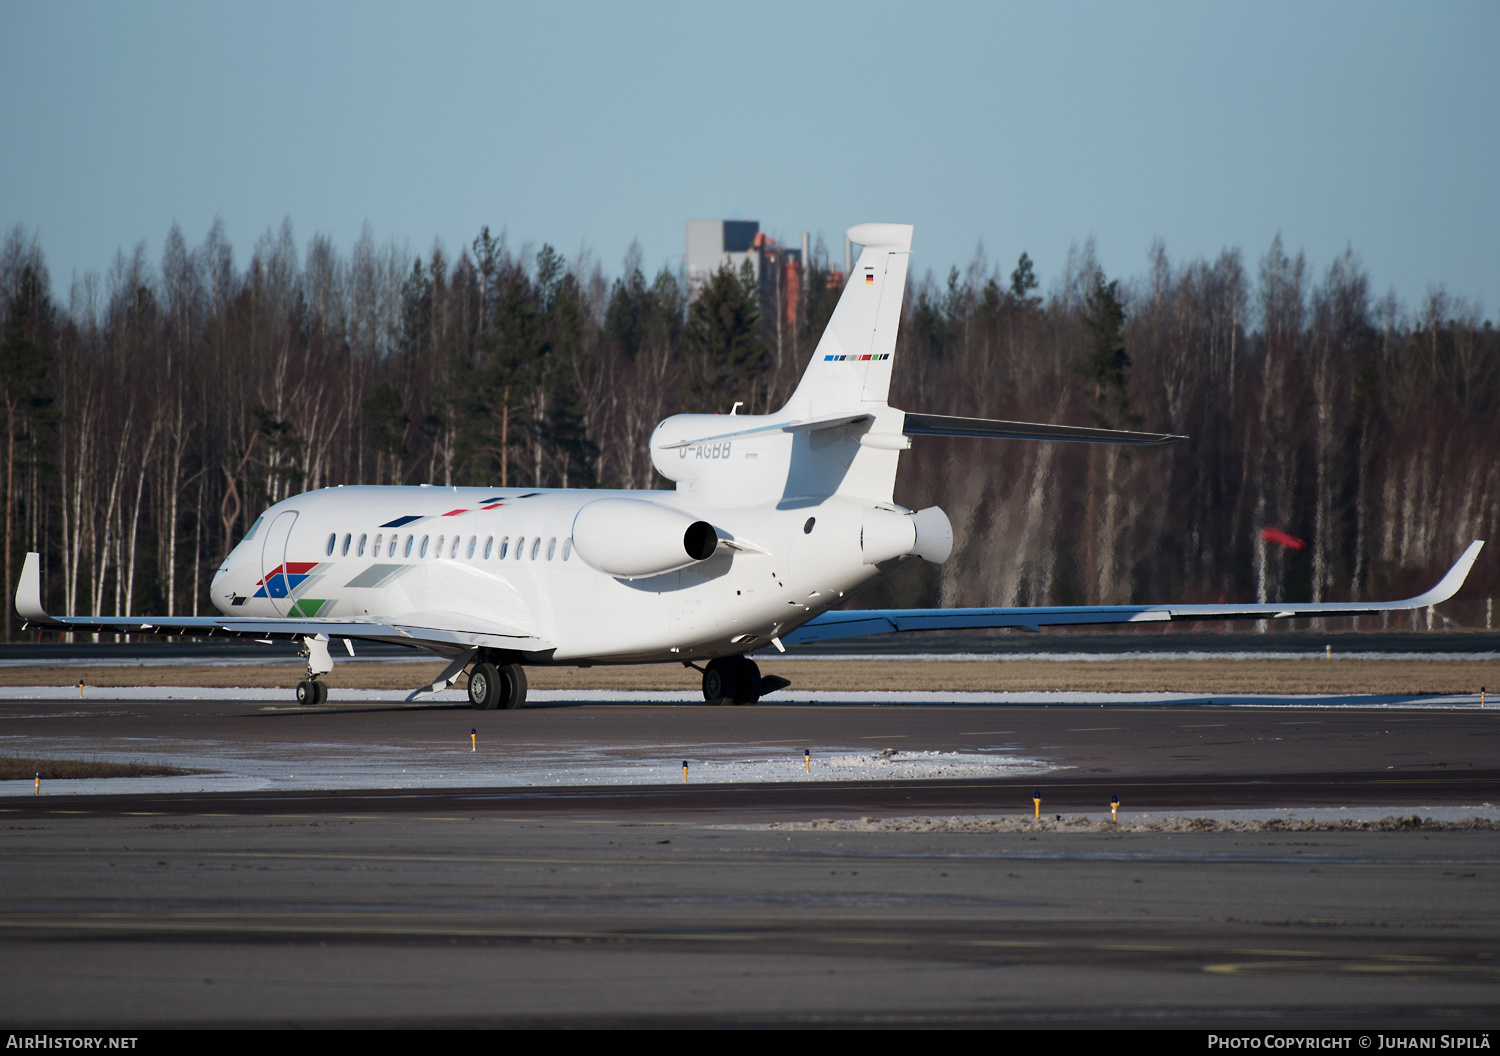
[0, 756, 213, 780]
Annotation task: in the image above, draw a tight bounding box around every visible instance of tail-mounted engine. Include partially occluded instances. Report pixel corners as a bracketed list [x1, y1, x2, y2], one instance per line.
[571, 498, 719, 578]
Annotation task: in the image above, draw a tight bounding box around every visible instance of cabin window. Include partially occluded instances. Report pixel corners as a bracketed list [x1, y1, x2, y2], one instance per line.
[403, 535, 413, 558]
[562, 538, 572, 561]
[341, 533, 352, 556]
[531, 538, 542, 560]
[452, 537, 461, 559]
[466, 536, 476, 559]
[515, 536, 525, 559]
[482, 536, 492, 559]
[326, 533, 336, 556]
[435, 535, 444, 557]
[546, 537, 556, 560]
[389, 536, 398, 557]
[420, 535, 430, 558]
[357, 534, 367, 557]
[373, 533, 382, 552]
[498, 537, 509, 559]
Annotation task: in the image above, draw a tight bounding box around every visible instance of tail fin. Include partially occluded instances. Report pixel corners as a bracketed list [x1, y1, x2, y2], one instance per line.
[649, 223, 913, 506]
[785, 223, 912, 418]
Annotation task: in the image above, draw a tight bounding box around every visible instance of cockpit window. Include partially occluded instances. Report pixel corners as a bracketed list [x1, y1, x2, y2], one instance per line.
[243, 516, 264, 542]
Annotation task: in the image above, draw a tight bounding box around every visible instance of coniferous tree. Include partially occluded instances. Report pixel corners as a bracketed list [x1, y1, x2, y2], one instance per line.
[682, 260, 767, 413]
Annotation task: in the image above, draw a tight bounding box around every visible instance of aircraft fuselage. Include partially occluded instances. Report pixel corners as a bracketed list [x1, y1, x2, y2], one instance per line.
[210, 485, 895, 665]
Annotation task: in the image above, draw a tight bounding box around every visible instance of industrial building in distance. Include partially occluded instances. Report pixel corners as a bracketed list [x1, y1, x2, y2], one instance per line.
[685, 220, 844, 329]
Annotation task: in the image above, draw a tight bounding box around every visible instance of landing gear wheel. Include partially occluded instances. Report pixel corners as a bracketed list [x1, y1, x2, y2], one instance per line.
[314, 680, 328, 705]
[296, 680, 319, 706]
[468, 662, 501, 710]
[702, 658, 737, 706]
[498, 663, 528, 710]
[731, 657, 761, 705]
[469, 662, 528, 710]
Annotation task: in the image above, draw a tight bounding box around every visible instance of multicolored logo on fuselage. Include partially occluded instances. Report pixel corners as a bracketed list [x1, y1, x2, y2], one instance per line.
[254, 562, 330, 616]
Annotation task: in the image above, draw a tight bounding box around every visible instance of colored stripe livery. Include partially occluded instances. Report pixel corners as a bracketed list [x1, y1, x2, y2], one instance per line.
[253, 562, 320, 599]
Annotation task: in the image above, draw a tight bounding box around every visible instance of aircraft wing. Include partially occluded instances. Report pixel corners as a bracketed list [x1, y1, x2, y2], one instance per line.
[13, 553, 555, 660]
[784, 541, 1484, 645]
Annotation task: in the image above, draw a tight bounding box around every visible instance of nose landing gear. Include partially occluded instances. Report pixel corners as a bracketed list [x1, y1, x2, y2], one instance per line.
[294, 634, 334, 705]
[295, 679, 327, 705]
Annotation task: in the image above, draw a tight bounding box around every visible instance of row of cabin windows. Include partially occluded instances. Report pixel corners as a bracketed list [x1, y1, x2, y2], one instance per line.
[326, 532, 573, 563]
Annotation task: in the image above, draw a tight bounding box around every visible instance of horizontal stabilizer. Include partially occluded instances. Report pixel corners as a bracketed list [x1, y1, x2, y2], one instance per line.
[786, 541, 1484, 645]
[656, 413, 872, 450]
[903, 413, 1183, 446]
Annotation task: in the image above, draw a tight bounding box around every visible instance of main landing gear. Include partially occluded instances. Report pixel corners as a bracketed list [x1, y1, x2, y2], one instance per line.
[701, 656, 790, 706]
[467, 661, 528, 710]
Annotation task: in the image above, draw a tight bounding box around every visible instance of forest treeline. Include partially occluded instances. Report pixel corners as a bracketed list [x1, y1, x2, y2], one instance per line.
[0, 219, 1495, 639]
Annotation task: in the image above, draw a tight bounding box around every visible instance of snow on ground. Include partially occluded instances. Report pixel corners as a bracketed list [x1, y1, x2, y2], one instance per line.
[1, 650, 1493, 668]
[0, 730, 1053, 797]
[1, 685, 1491, 798]
[732, 805, 1500, 831]
[0, 686, 1490, 706]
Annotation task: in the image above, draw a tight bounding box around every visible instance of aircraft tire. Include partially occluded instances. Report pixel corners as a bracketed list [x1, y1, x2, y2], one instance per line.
[313, 680, 328, 705]
[702, 658, 737, 706]
[731, 658, 761, 705]
[296, 680, 317, 706]
[468, 663, 502, 710]
[499, 663, 528, 710]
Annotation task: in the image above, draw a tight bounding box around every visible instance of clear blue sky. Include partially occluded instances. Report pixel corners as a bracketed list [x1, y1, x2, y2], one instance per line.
[4, 0, 1496, 317]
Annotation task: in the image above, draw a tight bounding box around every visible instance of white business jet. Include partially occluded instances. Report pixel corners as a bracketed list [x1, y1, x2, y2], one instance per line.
[16, 223, 1483, 709]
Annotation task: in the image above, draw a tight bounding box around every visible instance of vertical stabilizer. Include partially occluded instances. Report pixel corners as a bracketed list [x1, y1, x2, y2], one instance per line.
[650, 223, 915, 506]
[785, 223, 913, 419]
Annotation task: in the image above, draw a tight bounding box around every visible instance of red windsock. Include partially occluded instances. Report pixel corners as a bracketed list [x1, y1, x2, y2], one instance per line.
[1261, 527, 1307, 550]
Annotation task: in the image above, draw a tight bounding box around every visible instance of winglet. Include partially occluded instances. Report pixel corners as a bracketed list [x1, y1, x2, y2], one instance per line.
[1404, 540, 1484, 608]
[16, 552, 47, 622]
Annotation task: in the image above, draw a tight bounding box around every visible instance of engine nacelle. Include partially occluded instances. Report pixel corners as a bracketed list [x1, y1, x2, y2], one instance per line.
[861, 505, 953, 565]
[571, 498, 718, 578]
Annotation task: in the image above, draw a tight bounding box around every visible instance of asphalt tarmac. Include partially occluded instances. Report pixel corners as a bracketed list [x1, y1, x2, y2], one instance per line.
[2, 685, 1499, 1028]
